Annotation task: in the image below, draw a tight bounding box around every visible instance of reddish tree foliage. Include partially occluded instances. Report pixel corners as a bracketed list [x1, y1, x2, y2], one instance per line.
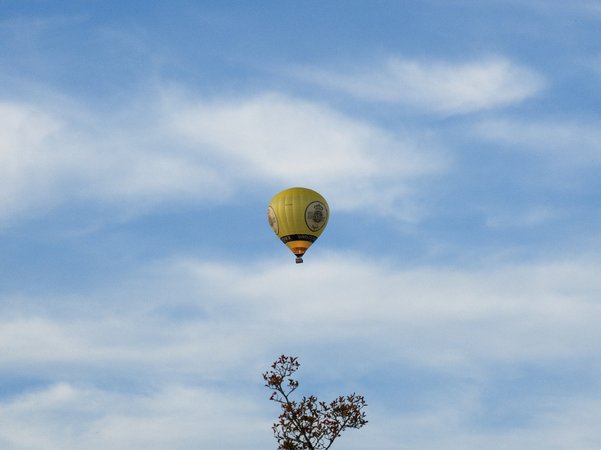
[263, 355, 368, 450]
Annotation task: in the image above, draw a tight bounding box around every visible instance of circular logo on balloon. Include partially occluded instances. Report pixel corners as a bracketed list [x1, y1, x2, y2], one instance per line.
[305, 201, 328, 232]
[267, 206, 279, 234]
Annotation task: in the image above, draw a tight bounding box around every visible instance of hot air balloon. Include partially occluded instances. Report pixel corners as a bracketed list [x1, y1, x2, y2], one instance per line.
[268, 187, 329, 263]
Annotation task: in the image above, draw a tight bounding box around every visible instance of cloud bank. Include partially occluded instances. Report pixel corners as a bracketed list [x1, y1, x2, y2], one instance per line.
[0, 90, 444, 226]
[1, 253, 600, 449]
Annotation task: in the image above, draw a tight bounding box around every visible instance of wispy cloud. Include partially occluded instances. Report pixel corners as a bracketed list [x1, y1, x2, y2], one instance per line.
[0, 89, 445, 226]
[473, 119, 601, 164]
[1, 253, 600, 448]
[292, 56, 545, 114]
[0, 99, 231, 226]
[164, 90, 444, 216]
[0, 383, 271, 450]
[0, 102, 65, 221]
[180, 255, 601, 367]
[352, 395, 601, 450]
[3, 254, 600, 378]
[485, 206, 559, 229]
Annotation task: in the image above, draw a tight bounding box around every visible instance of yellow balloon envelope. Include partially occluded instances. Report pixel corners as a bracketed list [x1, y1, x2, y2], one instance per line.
[268, 187, 329, 263]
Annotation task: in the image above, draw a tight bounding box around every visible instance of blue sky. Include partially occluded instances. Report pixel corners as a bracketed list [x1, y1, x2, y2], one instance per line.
[1, 1, 600, 448]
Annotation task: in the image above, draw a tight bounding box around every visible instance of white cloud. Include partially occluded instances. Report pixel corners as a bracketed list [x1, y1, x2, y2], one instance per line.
[0, 383, 271, 450]
[2, 254, 600, 377]
[163, 90, 443, 216]
[0, 90, 444, 225]
[179, 255, 601, 368]
[0, 102, 69, 220]
[4, 381, 599, 450]
[292, 56, 545, 114]
[348, 395, 601, 450]
[0, 99, 230, 227]
[1, 253, 601, 448]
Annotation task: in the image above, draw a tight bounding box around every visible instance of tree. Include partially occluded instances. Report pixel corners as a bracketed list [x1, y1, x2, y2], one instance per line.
[263, 355, 368, 450]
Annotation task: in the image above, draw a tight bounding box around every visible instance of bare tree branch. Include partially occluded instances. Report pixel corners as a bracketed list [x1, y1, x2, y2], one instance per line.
[263, 355, 368, 450]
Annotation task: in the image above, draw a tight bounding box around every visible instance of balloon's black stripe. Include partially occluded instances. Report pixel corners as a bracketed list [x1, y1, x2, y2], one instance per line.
[280, 234, 317, 244]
